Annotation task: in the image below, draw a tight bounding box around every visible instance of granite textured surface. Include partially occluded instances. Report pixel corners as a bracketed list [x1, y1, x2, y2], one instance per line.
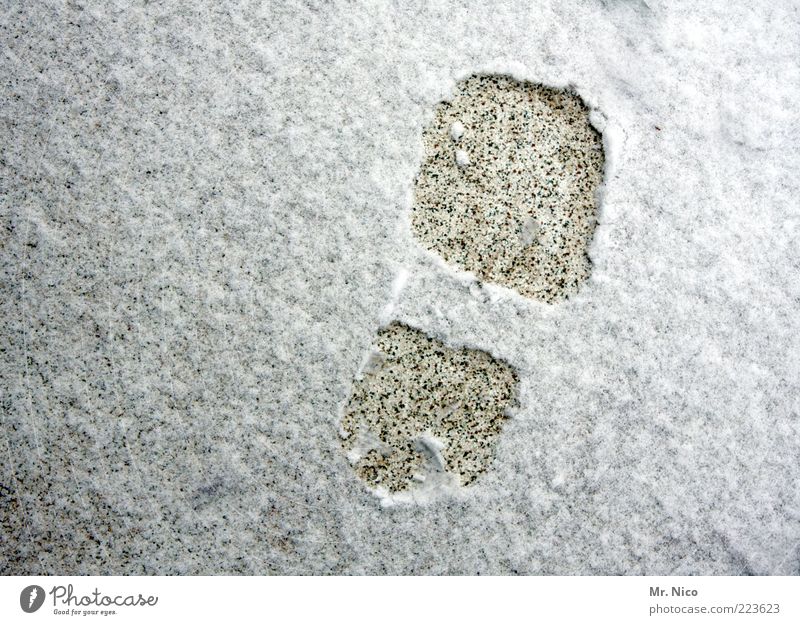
[2, 1, 800, 575]
[340, 322, 518, 498]
[412, 75, 604, 302]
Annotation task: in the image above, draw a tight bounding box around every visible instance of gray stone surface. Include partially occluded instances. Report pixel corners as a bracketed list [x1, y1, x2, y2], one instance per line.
[2, 1, 800, 575]
[412, 75, 604, 302]
[340, 322, 518, 496]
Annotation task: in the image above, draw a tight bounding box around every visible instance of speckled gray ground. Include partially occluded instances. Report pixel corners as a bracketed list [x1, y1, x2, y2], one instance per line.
[412, 75, 604, 302]
[340, 322, 518, 495]
[2, 1, 800, 575]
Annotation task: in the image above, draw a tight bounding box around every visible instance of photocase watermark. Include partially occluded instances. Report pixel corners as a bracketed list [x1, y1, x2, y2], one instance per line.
[20, 585, 46, 613]
[19, 584, 158, 617]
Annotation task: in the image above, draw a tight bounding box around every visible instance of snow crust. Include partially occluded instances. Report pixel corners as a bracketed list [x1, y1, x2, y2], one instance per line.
[2, 0, 800, 575]
[450, 121, 465, 141]
[454, 149, 471, 167]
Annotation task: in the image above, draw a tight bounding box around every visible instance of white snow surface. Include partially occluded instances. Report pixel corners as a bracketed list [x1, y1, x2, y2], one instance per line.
[2, 1, 800, 575]
[450, 120, 465, 141]
[454, 148, 471, 167]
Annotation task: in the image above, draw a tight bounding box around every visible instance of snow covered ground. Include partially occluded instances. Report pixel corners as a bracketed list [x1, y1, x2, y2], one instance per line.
[2, 0, 799, 574]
